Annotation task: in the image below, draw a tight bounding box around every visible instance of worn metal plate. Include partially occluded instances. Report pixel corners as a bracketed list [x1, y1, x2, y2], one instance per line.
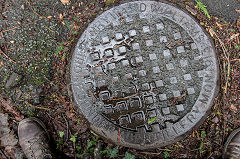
[71, 1, 219, 149]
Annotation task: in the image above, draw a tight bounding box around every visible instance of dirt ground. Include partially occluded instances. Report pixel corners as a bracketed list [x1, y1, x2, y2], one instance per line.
[0, 0, 239, 158]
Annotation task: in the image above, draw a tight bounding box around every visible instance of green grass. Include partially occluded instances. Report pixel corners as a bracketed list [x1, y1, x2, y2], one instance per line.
[195, 0, 211, 19]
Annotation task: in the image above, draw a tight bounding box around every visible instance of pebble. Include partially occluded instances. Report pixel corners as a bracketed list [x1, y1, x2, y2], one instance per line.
[212, 116, 219, 123]
[32, 88, 42, 105]
[5, 72, 22, 89]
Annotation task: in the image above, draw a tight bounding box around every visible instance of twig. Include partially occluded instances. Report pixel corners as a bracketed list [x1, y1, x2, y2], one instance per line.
[62, 114, 69, 141]
[27, 0, 62, 21]
[27, 0, 47, 19]
[139, 151, 162, 155]
[0, 47, 16, 63]
[0, 26, 19, 33]
[25, 101, 51, 111]
[157, 148, 174, 152]
[209, 28, 230, 93]
[218, 38, 231, 94]
[231, 59, 240, 62]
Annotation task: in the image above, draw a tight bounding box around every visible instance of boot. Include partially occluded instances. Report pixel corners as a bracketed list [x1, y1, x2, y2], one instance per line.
[223, 127, 240, 159]
[18, 117, 53, 159]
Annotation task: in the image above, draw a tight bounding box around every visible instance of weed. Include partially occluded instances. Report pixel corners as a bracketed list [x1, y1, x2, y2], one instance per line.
[235, 44, 239, 50]
[56, 131, 64, 149]
[123, 152, 135, 159]
[201, 131, 206, 138]
[148, 117, 157, 125]
[163, 151, 170, 158]
[75, 145, 82, 158]
[55, 45, 64, 55]
[195, 0, 210, 19]
[216, 110, 221, 115]
[76, 145, 82, 152]
[101, 146, 119, 158]
[86, 139, 97, 150]
[105, 0, 115, 6]
[199, 141, 205, 153]
[62, 52, 66, 61]
[59, 131, 64, 138]
[199, 131, 206, 153]
[70, 134, 77, 143]
[76, 139, 96, 158]
[27, 109, 35, 116]
[73, 17, 81, 23]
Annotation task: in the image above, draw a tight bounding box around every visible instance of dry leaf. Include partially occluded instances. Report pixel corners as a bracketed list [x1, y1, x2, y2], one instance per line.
[0, 61, 3, 67]
[47, 16, 52, 19]
[0, 95, 24, 121]
[208, 28, 216, 37]
[229, 33, 239, 41]
[230, 104, 238, 111]
[185, 5, 198, 15]
[61, 0, 70, 5]
[59, 13, 63, 20]
[216, 22, 223, 30]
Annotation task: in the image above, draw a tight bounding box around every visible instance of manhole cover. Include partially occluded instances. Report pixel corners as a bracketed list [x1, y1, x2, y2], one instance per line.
[71, 1, 219, 149]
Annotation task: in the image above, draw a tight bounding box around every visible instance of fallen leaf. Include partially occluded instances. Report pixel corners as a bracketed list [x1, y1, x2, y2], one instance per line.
[230, 104, 238, 111]
[216, 22, 223, 30]
[229, 33, 239, 41]
[208, 28, 217, 37]
[61, 0, 70, 5]
[59, 13, 63, 20]
[0, 61, 3, 66]
[0, 95, 24, 121]
[185, 5, 198, 15]
[47, 16, 52, 19]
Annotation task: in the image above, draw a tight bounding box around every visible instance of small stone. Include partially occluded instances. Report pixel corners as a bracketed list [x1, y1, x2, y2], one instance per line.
[5, 72, 23, 89]
[32, 88, 42, 105]
[21, 5, 25, 10]
[212, 116, 219, 123]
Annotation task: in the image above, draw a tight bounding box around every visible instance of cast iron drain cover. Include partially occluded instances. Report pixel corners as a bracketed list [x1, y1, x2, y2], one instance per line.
[71, 1, 219, 149]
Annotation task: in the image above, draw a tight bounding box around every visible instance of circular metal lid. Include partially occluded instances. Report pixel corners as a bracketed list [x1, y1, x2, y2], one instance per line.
[71, 1, 219, 149]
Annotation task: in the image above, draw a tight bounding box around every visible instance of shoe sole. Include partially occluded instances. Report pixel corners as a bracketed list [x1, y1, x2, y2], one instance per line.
[18, 117, 50, 140]
[223, 127, 240, 158]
